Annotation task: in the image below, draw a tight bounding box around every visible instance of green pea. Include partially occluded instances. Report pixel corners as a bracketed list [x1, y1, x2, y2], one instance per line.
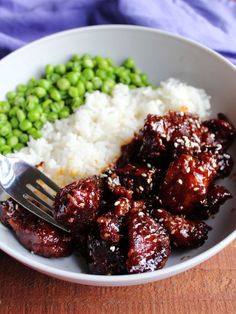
[12, 129, 22, 137]
[123, 57, 135, 69]
[57, 77, 70, 91]
[35, 87, 47, 98]
[0, 122, 12, 136]
[96, 69, 107, 80]
[14, 96, 25, 107]
[71, 54, 81, 62]
[50, 102, 63, 113]
[92, 77, 102, 89]
[68, 86, 79, 98]
[55, 64, 66, 75]
[28, 78, 38, 88]
[9, 107, 18, 117]
[16, 109, 26, 122]
[45, 64, 54, 75]
[10, 117, 19, 128]
[14, 143, 24, 151]
[82, 68, 94, 80]
[50, 89, 61, 101]
[42, 99, 52, 112]
[97, 59, 109, 70]
[106, 67, 114, 76]
[25, 88, 34, 98]
[130, 73, 142, 86]
[72, 61, 81, 72]
[141, 73, 148, 85]
[17, 84, 27, 93]
[119, 76, 131, 85]
[82, 57, 94, 68]
[71, 97, 83, 111]
[47, 112, 58, 122]
[0, 113, 7, 123]
[106, 57, 114, 66]
[66, 72, 80, 85]
[66, 61, 74, 70]
[1, 145, 12, 155]
[85, 81, 93, 92]
[101, 79, 115, 94]
[46, 73, 60, 83]
[38, 79, 51, 90]
[27, 95, 39, 105]
[19, 133, 29, 144]
[40, 112, 47, 124]
[0, 137, 6, 146]
[34, 121, 44, 130]
[7, 136, 19, 147]
[28, 128, 42, 139]
[19, 119, 32, 131]
[0, 101, 10, 113]
[28, 110, 40, 122]
[131, 67, 140, 74]
[59, 107, 70, 119]
[6, 91, 16, 100]
[77, 81, 85, 96]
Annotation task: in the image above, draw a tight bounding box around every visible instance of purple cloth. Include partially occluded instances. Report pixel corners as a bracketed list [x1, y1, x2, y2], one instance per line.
[0, 0, 236, 64]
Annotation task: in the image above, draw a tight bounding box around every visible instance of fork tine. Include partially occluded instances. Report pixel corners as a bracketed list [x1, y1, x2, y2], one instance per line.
[24, 189, 53, 213]
[33, 169, 60, 193]
[32, 182, 55, 201]
[13, 195, 70, 233]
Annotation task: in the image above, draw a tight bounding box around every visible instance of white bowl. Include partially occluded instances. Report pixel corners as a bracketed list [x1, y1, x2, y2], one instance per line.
[0, 25, 235, 286]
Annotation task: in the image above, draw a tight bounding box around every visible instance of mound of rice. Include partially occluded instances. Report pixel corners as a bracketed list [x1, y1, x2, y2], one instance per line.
[11, 78, 211, 186]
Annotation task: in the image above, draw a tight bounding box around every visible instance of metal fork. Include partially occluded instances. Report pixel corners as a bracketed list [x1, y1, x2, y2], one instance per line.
[0, 154, 70, 233]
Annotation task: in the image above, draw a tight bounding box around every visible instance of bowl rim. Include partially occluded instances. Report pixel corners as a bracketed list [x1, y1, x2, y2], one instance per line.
[0, 24, 235, 285]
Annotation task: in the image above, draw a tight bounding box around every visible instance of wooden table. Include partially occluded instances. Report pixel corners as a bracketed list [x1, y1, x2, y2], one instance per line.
[0, 240, 235, 314]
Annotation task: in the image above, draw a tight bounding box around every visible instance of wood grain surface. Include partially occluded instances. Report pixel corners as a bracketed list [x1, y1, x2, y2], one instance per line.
[0, 240, 235, 314]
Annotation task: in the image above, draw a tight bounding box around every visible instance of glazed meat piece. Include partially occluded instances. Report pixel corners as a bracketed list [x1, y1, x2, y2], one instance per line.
[105, 167, 133, 199]
[113, 197, 145, 217]
[106, 164, 160, 199]
[139, 112, 204, 163]
[215, 152, 234, 178]
[97, 213, 121, 243]
[116, 133, 143, 168]
[193, 185, 232, 219]
[87, 233, 126, 275]
[203, 113, 236, 150]
[126, 212, 170, 273]
[97, 198, 146, 243]
[0, 199, 72, 258]
[160, 153, 218, 215]
[152, 208, 211, 247]
[53, 176, 101, 231]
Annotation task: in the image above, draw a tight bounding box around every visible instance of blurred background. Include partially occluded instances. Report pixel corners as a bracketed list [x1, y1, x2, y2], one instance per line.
[0, 0, 236, 63]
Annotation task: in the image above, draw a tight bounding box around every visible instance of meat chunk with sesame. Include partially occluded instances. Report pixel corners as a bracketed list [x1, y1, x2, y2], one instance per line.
[203, 113, 236, 150]
[106, 164, 160, 199]
[159, 153, 218, 215]
[97, 213, 121, 243]
[97, 198, 146, 243]
[152, 208, 211, 247]
[126, 212, 170, 273]
[53, 176, 101, 232]
[0, 199, 72, 258]
[87, 232, 126, 275]
[139, 112, 204, 163]
[192, 185, 232, 219]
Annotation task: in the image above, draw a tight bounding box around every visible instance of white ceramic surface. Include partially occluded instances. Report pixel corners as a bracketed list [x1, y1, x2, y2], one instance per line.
[0, 25, 235, 286]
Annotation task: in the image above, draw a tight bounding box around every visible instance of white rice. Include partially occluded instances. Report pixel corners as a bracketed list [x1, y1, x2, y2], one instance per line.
[10, 78, 211, 186]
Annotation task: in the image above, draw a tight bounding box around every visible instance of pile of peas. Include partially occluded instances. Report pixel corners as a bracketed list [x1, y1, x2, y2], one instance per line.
[0, 54, 152, 155]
